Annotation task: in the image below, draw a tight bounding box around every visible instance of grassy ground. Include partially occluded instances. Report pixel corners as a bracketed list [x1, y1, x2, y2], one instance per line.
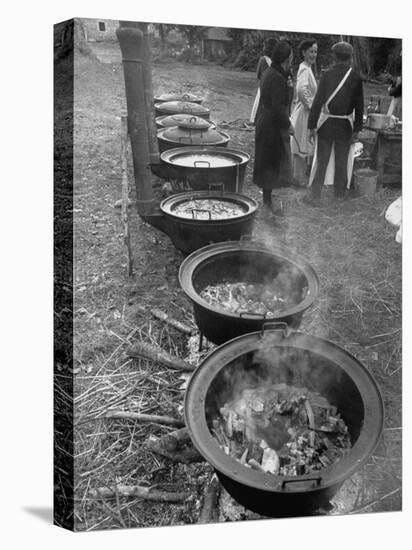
[64, 44, 402, 531]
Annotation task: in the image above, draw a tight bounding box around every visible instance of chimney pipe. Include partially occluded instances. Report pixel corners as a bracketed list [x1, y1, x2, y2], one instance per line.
[116, 22, 156, 217]
[137, 22, 161, 166]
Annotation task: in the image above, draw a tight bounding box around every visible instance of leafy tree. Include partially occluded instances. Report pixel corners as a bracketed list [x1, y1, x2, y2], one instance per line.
[177, 24, 209, 50]
[153, 23, 178, 54]
[225, 29, 400, 79]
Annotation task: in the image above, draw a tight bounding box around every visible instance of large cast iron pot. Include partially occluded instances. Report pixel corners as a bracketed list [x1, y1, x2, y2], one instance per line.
[155, 114, 216, 130]
[154, 100, 211, 120]
[160, 191, 258, 254]
[179, 241, 319, 344]
[157, 126, 230, 153]
[184, 327, 384, 517]
[160, 147, 250, 193]
[154, 92, 203, 104]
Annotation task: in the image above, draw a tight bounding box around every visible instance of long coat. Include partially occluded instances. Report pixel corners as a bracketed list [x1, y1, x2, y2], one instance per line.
[290, 62, 318, 157]
[253, 64, 291, 190]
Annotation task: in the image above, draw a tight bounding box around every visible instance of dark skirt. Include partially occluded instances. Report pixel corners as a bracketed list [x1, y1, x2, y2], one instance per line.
[253, 109, 292, 190]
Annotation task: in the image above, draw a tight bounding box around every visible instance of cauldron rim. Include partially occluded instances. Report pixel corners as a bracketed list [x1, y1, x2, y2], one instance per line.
[154, 100, 211, 117]
[160, 146, 250, 168]
[160, 191, 258, 224]
[155, 114, 216, 130]
[179, 240, 319, 321]
[157, 127, 231, 147]
[154, 93, 203, 104]
[184, 329, 384, 496]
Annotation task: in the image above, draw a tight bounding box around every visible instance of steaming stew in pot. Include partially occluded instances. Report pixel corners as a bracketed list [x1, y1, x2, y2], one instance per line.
[200, 281, 296, 316]
[173, 199, 246, 220]
[170, 153, 238, 167]
[211, 383, 351, 476]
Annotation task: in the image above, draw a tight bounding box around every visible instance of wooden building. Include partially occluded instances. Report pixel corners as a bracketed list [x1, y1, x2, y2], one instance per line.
[80, 18, 119, 42]
[201, 27, 233, 61]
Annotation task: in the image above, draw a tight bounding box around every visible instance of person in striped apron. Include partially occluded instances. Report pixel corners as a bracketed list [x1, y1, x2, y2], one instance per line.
[305, 41, 364, 205]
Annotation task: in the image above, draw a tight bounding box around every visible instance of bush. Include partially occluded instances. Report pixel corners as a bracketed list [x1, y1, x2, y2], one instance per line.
[176, 45, 202, 63]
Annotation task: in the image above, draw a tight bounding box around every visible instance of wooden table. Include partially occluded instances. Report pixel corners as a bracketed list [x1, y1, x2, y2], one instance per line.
[363, 126, 402, 186]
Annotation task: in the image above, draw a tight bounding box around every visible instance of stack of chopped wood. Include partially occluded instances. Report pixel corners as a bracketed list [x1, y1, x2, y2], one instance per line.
[211, 383, 351, 476]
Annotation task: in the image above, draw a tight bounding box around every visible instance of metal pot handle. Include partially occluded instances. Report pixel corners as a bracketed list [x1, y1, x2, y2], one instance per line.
[260, 321, 292, 338]
[235, 161, 240, 193]
[239, 311, 266, 319]
[191, 208, 212, 220]
[194, 160, 210, 168]
[281, 475, 322, 490]
[239, 234, 253, 244]
[208, 183, 225, 194]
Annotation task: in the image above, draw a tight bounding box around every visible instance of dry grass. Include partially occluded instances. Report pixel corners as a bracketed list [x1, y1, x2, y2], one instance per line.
[73, 321, 214, 531]
[69, 48, 401, 531]
[253, 185, 402, 514]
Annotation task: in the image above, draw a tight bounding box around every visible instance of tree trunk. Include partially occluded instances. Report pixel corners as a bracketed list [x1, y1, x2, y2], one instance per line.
[74, 19, 95, 57]
[158, 24, 167, 55]
[352, 36, 371, 79]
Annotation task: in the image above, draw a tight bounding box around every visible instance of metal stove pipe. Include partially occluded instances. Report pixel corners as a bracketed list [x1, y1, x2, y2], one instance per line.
[137, 22, 161, 166]
[116, 21, 169, 233]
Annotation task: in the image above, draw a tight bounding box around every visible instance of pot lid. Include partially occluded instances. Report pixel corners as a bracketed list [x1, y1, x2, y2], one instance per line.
[154, 100, 210, 117]
[159, 126, 230, 146]
[154, 92, 203, 104]
[160, 147, 250, 168]
[157, 114, 213, 129]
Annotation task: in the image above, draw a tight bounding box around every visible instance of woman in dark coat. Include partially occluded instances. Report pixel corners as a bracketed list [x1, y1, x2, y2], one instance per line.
[253, 40, 295, 212]
[249, 37, 277, 124]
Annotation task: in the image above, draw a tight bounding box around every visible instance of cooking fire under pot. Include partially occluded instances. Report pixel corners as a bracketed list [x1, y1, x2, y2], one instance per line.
[155, 114, 216, 130]
[154, 100, 211, 120]
[179, 240, 319, 345]
[159, 190, 258, 254]
[157, 116, 230, 152]
[160, 147, 250, 193]
[154, 92, 203, 104]
[184, 327, 384, 517]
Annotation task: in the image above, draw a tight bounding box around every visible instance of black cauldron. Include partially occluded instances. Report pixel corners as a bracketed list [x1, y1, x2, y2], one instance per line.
[179, 241, 319, 344]
[160, 147, 250, 193]
[160, 191, 258, 254]
[154, 100, 210, 119]
[154, 92, 203, 104]
[155, 114, 216, 130]
[157, 127, 230, 153]
[184, 327, 384, 517]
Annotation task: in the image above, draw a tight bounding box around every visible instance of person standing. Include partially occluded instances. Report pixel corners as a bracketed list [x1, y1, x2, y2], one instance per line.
[249, 37, 278, 124]
[253, 40, 295, 213]
[290, 39, 318, 185]
[306, 41, 364, 203]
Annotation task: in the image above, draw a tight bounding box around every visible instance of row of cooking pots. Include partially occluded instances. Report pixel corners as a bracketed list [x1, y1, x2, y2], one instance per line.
[153, 100, 250, 199]
[176, 238, 384, 517]
[160, 200, 384, 517]
[152, 94, 384, 518]
[154, 100, 228, 152]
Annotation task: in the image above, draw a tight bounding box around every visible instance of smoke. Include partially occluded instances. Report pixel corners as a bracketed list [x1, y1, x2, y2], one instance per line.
[205, 333, 354, 431]
[253, 209, 331, 339]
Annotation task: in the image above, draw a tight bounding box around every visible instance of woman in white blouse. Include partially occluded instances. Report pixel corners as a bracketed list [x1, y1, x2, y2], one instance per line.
[290, 39, 318, 185]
